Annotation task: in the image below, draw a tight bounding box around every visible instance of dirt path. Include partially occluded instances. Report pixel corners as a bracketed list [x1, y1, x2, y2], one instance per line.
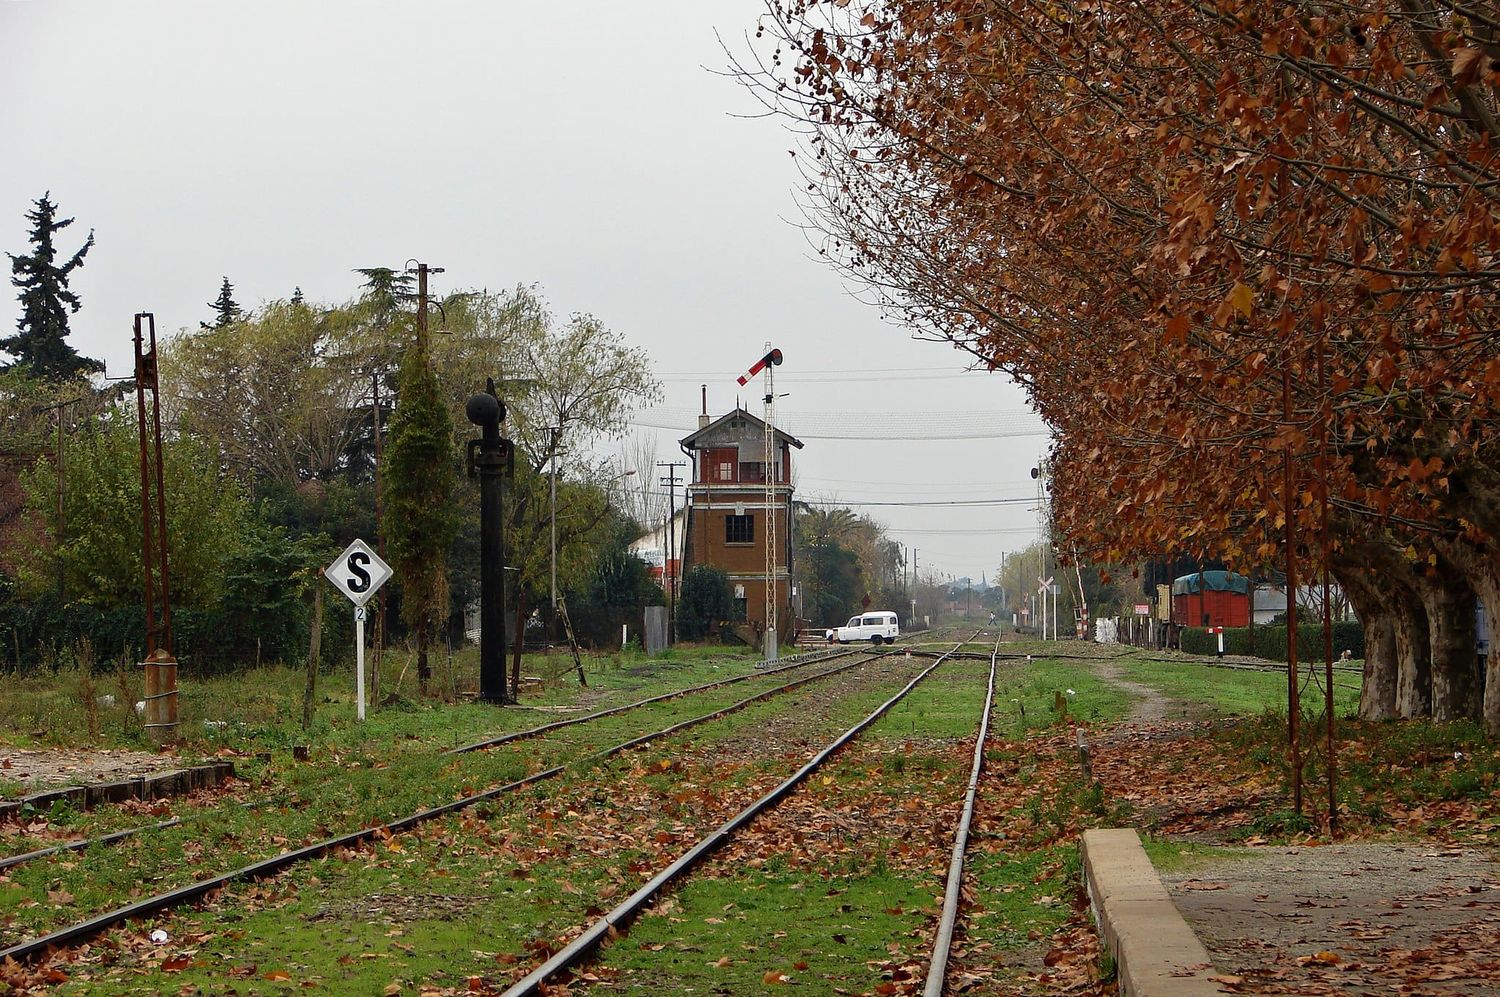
[1088, 657, 1212, 742]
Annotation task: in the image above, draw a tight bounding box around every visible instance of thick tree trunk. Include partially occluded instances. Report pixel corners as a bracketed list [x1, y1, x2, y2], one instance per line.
[1330, 557, 1397, 720]
[1342, 540, 1431, 718]
[1412, 555, 1478, 722]
[1393, 593, 1433, 718]
[417, 626, 430, 696]
[1439, 539, 1499, 733]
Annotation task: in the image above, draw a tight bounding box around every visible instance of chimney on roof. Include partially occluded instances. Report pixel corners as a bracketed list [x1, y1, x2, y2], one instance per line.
[698, 383, 710, 429]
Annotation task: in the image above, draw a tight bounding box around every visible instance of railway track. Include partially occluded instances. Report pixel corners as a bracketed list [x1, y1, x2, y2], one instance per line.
[495, 631, 990, 997]
[0, 631, 957, 876]
[0, 640, 925, 964]
[449, 625, 956, 755]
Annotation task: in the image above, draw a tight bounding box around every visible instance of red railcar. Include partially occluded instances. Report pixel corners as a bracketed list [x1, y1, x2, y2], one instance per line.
[1170, 571, 1250, 629]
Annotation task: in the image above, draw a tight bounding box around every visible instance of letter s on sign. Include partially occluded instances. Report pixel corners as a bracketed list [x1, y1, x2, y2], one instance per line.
[347, 551, 372, 592]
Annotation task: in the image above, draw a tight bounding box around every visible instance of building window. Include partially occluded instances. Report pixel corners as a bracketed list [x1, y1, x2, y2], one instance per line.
[717, 461, 733, 481]
[725, 514, 754, 544]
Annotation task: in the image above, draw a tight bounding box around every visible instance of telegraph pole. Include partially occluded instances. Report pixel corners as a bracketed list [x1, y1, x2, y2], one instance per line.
[31, 396, 82, 601]
[911, 548, 919, 627]
[549, 425, 562, 643]
[657, 461, 685, 642]
[371, 373, 385, 701]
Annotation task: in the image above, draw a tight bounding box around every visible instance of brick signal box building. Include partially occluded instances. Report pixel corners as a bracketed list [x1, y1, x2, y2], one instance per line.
[679, 408, 803, 640]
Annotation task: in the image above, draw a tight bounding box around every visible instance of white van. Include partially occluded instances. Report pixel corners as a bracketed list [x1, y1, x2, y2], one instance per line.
[826, 611, 900, 645]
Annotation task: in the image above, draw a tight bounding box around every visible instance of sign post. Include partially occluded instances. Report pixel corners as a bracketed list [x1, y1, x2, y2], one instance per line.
[1037, 576, 1053, 640]
[324, 539, 393, 721]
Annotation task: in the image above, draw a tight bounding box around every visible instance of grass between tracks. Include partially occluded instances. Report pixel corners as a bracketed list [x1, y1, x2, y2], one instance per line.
[0, 647, 852, 947]
[0, 643, 764, 755]
[17, 656, 939, 994]
[11, 642, 1495, 995]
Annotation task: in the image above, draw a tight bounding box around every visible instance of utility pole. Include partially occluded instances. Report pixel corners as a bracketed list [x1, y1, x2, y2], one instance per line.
[31, 396, 81, 601]
[371, 373, 385, 702]
[548, 425, 562, 643]
[657, 461, 685, 643]
[911, 548, 919, 627]
[415, 262, 436, 354]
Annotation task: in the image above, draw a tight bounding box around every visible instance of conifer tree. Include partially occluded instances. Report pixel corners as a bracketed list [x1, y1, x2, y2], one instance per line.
[206, 276, 243, 328]
[4, 193, 101, 379]
[382, 337, 456, 695]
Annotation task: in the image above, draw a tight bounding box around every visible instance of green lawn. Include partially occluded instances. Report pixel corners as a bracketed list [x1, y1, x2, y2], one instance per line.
[1117, 656, 1362, 717]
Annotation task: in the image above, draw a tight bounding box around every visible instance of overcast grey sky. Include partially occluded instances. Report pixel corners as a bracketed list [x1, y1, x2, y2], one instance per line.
[1, 0, 1049, 587]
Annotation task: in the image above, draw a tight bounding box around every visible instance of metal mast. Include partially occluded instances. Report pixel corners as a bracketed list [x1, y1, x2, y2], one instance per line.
[763, 343, 778, 662]
[735, 346, 784, 663]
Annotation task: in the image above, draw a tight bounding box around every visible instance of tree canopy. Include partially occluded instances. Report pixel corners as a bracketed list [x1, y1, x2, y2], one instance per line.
[753, 0, 1500, 730]
[4, 193, 100, 380]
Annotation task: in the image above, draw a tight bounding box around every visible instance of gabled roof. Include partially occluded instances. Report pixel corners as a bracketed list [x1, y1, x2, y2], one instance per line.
[679, 407, 805, 450]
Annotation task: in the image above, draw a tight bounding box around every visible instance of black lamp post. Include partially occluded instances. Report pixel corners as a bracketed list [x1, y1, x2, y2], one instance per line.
[466, 379, 513, 704]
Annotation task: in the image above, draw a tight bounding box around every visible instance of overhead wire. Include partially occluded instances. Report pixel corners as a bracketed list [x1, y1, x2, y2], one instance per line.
[630, 405, 1048, 440]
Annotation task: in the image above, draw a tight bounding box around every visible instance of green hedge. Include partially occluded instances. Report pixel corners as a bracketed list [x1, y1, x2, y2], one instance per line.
[0, 575, 344, 676]
[1180, 620, 1364, 661]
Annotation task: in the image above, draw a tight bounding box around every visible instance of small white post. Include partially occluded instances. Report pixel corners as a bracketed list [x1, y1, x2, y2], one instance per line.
[355, 605, 367, 721]
[622, 623, 628, 647]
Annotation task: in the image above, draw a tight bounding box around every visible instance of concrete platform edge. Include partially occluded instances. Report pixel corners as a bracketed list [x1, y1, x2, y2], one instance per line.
[1081, 827, 1222, 996]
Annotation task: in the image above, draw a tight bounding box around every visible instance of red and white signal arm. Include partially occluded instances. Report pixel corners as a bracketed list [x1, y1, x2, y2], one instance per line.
[325, 539, 393, 608]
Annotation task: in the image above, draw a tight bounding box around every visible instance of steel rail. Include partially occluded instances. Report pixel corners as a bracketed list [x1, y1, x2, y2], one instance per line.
[923, 635, 1001, 996]
[447, 627, 948, 756]
[0, 818, 181, 873]
[0, 647, 898, 965]
[1136, 654, 1362, 675]
[497, 633, 982, 997]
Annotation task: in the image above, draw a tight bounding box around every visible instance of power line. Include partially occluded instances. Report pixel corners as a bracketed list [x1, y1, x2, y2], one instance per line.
[795, 474, 1034, 489]
[631, 406, 1048, 441]
[883, 527, 1043, 535]
[630, 489, 1037, 508]
[797, 497, 1035, 508]
[654, 365, 988, 382]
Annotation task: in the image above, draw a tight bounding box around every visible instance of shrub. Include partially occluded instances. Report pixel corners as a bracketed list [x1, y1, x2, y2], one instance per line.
[1181, 620, 1364, 661]
[676, 565, 732, 641]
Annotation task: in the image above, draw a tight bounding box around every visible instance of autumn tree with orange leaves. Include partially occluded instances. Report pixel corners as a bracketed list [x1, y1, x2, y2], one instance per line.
[749, 0, 1500, 731]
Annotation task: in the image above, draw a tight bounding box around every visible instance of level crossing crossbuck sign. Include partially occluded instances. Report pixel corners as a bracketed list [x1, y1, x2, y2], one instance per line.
[324, 539, 392, 721]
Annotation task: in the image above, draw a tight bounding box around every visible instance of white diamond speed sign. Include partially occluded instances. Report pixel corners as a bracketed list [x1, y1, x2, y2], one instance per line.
[324, 539, 392, 608]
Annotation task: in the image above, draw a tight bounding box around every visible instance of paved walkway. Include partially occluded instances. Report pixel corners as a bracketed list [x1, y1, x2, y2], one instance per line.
[1086, 657, 1500, 994]
[1162, 842, 1500, 994]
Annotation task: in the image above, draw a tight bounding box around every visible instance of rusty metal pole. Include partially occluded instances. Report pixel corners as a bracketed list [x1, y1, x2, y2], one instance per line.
[1317, 339, 1337, 835]
[134, 313, 177, 745]
[1282, 361, 1301, 815]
